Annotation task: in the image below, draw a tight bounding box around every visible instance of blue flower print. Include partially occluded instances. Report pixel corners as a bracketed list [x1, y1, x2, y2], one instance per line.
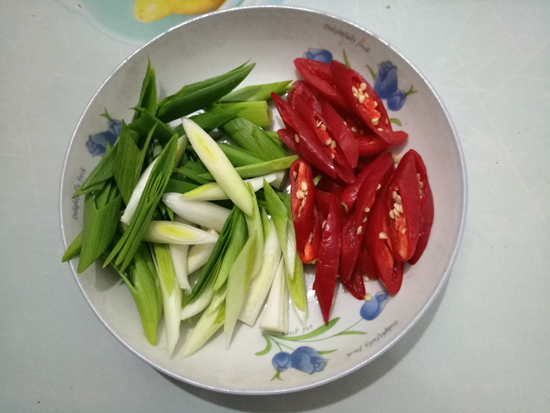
[290, 346, 328, 375]
[272, 352, 291, 372]
[304, 48, 333, 64]
[86, 119, 122, 156]
[387, 89, 407, 111]
[373, 61, 399, 100]
[360, 292, 389, 321]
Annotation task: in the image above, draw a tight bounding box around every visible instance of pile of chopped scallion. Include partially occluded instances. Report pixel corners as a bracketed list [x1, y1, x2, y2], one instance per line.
[62, 60, 308, 357]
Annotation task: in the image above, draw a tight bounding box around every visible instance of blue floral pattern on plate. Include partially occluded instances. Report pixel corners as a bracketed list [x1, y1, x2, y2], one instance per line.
[257, 291, 389, 381]
[86, 119, 121, 157]
[303, 48, 333, 64]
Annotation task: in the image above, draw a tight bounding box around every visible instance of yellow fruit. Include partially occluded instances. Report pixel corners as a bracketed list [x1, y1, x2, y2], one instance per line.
[135, 0, 226, 22]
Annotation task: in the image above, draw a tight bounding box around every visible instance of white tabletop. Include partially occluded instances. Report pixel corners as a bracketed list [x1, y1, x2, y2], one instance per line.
[1, 0, 549, 411]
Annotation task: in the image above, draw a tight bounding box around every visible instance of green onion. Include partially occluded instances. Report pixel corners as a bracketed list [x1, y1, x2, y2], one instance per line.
[212, 208, 247, 291]
[78, 182, 122, 273]
[180, 279, 215, 321]
[131, 57, 157, 123]
[169, 242, 190, 293]
[186, 231, 218, 274]
[142, 221, 219, 244]
[198, 155, 298, 181]
[110, 243, 160, 345]
[239, 216, 282, 326]
[156, 62, 255, 123]
[214, 101, 272, 129]
[151, 243, 182, 355]
[61, 232, 82, 263]
[262, 179, 294, 279]
[182, 117, 254, 216]
[162, 193, 231, 232]
[288, 253, 308, 326]
[181, 173, 277, 202]
[224, 233, 257, 346]
[217, 143, 264, 167]
[221, 80, 292, 102]
[185, 207, 237, 304]
[244, 183, 264, 280]
[120, 135, 186, 226]
[104, 134, 178, 271]
[181, 285, 226, 357]
[259, 256, 288, 334]
[72, 143, 118, 198]
[221, 116, 287, 161]
[113, 121, 153, 205]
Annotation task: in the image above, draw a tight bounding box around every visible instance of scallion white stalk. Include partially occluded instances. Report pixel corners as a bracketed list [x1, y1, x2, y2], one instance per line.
[182, 117, 254, 216]
[142, 221, 218, 245]
[186, 231, 218, 274]
[259, 256, 288, 334]
[180, 282, 215, 321]
[151, 243, 182, 356]
[121, 136, 187, 225]
[181, 286, 226, 358]
[181, 173, 277, 202]
[239, 218, 282, 326]
[162, 192, 231, 232]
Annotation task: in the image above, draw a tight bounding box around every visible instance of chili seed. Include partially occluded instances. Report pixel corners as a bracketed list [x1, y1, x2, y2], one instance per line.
[357, 226, 363, 235]
[379, 232, 388, 239]
[360, 82, 367, 91]
[294, 134, 300, 143]
[301, 181, 307, 192]
[365, 293, 372, 301]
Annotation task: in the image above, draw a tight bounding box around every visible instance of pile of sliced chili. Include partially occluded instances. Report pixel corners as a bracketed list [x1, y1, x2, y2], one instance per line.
[274, 58, 434, 324]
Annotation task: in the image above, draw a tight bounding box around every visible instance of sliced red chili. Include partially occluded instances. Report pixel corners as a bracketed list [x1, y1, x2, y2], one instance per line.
[408, 150, 434, 265]
[290, 159, 316, 263]
[294, 58, 347, 109]
[290, 92, 355, 184]
[271, 93, 337, 179]
[313, 192, 342, 325]
[330, 60, 395, 144]
[385, 150, 422, 262]
[321, 100, 359, 168]
[339, 212, 363, 283]
[342, 266, 366, 300]
[364, 180, 403, 295]
[341, 151, 394, 212]
[357, 248, 377, 280]
[301, 207, 322, 264]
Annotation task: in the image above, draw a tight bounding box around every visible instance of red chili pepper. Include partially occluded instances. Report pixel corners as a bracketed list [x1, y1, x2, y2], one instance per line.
[330, 60, 395, 145]
[288, 80, 323, 114]
[313, 192, 342, 325]
[290, 80, 359, 169]
[294, 58, 347, 109]
[408, 150, 434, 265]
[271, 93, 337, 179]
[276, 128, 298, 152]
[341, 151, 394, 212]
[364, 180, 403, 295]
[321, 100, 359, 168]
[357, 248, 377, 280]
[314, 175, 345, 199]
[289, 159, 317, 263]
[339, 212, 363, 283]
[290, 92, 355, 184]
[301, 207, 322, 264]
[385, 150, 422, 262]
[342, 266, 366, 300]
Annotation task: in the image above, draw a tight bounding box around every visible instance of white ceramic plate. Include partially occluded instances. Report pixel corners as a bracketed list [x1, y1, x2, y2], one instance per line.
[60, 6, 467, 395]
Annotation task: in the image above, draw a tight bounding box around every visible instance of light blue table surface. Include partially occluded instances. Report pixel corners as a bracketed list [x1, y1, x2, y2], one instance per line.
[1, 1, 549, 411]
